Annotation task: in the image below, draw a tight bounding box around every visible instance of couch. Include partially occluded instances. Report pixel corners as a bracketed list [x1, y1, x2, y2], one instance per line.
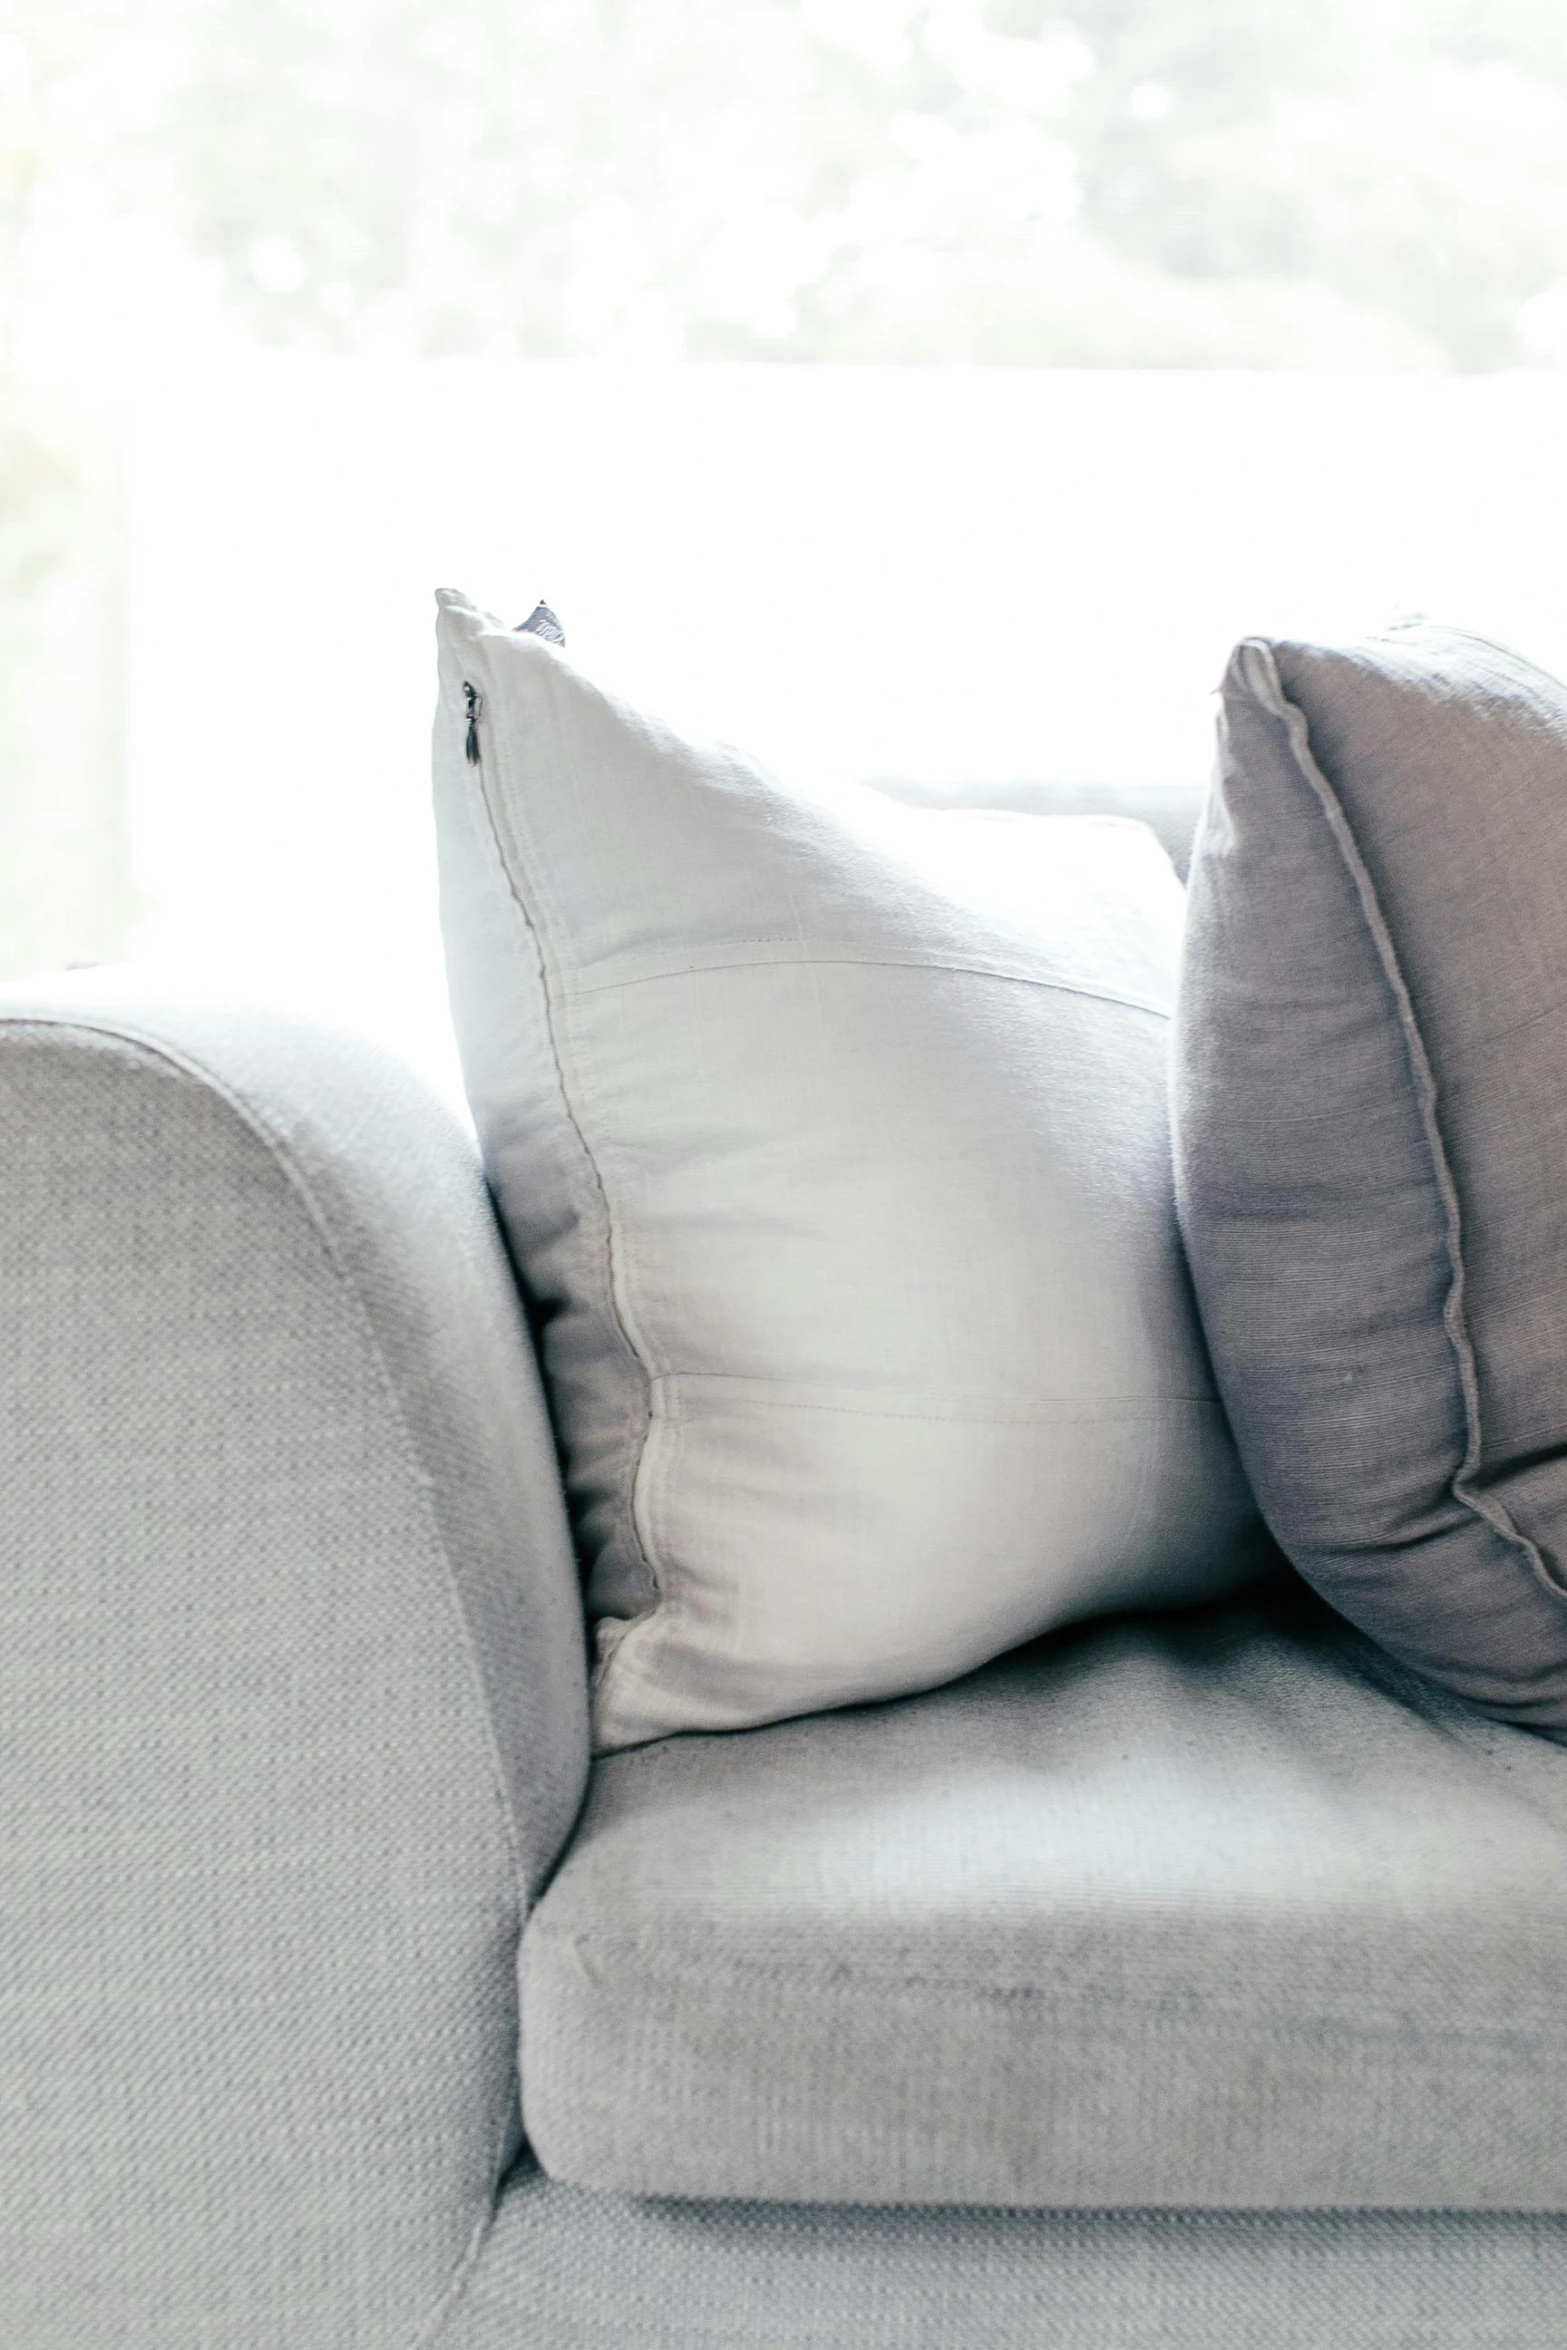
[6, 780, 1567, 2348]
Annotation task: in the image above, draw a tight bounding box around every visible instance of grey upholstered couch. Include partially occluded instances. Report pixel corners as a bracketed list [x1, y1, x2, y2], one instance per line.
[7, 783, 1567, 2348]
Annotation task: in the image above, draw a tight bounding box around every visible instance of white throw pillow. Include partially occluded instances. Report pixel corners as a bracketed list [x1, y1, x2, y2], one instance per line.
[434, 589, 1263, 1751]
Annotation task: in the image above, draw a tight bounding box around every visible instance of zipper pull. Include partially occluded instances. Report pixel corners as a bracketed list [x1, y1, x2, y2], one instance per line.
[463, 680, 482, 765]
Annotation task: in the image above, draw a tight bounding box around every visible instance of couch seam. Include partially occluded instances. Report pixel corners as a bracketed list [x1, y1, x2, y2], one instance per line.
[0, 1010, 529, 2349]
[1235, 639, 1567, 1613]
[411, 2107, 522, 2350]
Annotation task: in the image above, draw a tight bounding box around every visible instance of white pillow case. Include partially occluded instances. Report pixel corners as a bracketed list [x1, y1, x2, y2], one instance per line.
[434, 590, 1262, 1752]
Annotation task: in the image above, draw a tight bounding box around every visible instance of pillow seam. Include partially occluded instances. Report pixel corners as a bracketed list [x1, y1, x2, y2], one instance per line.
[461, 654, 665, 1665]
[1238, 637, 1567, 1614]
[571, 952, 1172, 1022]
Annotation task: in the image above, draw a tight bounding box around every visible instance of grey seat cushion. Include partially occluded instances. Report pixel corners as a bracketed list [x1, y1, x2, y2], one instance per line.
[446, 2160, 1567, 2350]
[521, 1583, 1567, 2210]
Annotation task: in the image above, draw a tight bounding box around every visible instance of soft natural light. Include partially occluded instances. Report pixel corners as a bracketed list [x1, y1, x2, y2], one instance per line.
[119, 356, 1567, 1095]
[8, 2, 1567, 1093]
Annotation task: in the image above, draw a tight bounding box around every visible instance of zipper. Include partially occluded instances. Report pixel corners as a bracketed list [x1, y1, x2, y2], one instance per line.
[463, 679, 482, 766]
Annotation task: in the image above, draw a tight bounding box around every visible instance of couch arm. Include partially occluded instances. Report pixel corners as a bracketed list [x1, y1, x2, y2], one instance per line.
[0, 979, 590, 2349]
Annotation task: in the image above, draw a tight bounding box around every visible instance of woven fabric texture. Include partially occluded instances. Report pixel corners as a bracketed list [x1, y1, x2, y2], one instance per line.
[441, 2157, 1567, 2350]
[1176, 624, 1567, 1735]
[0, 982, 590, 2349]
[522, 1580, 1567, 2209]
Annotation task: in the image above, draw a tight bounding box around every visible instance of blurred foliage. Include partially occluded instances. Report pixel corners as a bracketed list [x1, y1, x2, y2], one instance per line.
[162, 0, 1567, 369]
[0, 392, 79, 607]
[2, 0, 1565, 972]
[0, 9, 133, 976]
[6, 1, 1567, 372]
[0, 383, 98, 979]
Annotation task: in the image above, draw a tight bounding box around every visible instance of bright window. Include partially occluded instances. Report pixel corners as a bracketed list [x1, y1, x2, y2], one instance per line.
[7, 4, 1567, 1089]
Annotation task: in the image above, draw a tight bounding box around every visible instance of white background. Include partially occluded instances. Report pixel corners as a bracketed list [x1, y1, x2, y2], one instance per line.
[124, 360, 1567, 1095]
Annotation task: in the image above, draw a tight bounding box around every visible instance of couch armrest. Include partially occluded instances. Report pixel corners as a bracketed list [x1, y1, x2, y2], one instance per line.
[0, 978, 590, 2348]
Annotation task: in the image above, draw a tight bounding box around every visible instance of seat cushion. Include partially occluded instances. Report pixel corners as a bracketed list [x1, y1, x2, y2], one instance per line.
[520, 1583, 1567, 2209]
[452, 2165, 1567, 2350]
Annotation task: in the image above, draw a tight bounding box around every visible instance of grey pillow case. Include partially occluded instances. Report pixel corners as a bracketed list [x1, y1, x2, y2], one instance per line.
[1175, 621, 1567, 1740]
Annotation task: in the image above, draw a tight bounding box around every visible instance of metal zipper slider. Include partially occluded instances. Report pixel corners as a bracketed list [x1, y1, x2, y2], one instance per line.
[463, 680, 482, 765]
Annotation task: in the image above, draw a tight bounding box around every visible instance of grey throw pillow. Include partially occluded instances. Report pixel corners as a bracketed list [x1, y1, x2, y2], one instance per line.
[1174, 621, 1567, 1740]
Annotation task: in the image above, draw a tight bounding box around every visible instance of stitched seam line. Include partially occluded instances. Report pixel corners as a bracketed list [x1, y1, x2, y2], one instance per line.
[462, 671, 663, 1657]
[572, 951, 1171, 1022]
[1238, 639, 1567, 1612]
[0, 1011, 525, 2350]
[413, 2094, 518, 2350]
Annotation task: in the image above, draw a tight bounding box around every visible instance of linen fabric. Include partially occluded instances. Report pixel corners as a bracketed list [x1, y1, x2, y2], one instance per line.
[1175, 624, 1567, 1737]
[0, 982, 589, 2350]
[519, 1582, 1567, 2210]
[433, 589, 1263, 1753]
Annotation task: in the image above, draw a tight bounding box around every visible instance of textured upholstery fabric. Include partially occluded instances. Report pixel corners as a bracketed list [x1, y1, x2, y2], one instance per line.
[0, 981, 590, 2349]
[1175, 625, 1567, 1736]
[434, 589, 1262, 1753]
[521, 1582, 1567, 2209]
[440, 2159, 1567, 2350]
